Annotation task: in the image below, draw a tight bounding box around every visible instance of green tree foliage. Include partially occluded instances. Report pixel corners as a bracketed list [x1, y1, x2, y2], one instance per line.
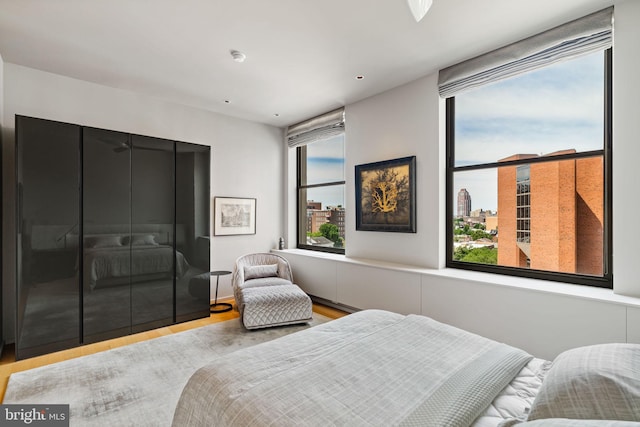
[454, 224, 470, 235]
[469, 229, 493, 241]
[453, 246, 497, 264]
[453, 223, 492, 241]
[319, 223, 340, 243]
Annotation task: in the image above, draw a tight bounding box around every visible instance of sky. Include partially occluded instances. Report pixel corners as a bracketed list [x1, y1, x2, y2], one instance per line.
[305, 51, 605, 214]
[305, 134, 345, 208]
[453, 51, 605, 212]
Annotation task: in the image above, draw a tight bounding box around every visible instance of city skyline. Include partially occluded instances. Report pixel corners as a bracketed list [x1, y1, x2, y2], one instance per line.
[453, 51, 604, 212]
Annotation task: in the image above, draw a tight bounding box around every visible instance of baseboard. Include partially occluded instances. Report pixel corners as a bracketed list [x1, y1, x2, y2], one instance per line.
[308, 295, 359, 314]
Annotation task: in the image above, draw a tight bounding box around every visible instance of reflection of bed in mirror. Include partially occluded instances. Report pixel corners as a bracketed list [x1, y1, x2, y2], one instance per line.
[30, 224, 196, 290]
[83, 233, 190, 290]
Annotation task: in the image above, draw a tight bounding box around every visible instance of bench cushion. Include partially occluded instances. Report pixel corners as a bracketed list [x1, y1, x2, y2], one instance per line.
[240, 284, 312, 329]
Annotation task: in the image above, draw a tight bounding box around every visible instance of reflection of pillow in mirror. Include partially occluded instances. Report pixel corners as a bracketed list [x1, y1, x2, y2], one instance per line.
[244, 264, 279, 280]
[130, 234, 158, 246]
[86, 235, 123, 248]
[527, 344, 640, 421]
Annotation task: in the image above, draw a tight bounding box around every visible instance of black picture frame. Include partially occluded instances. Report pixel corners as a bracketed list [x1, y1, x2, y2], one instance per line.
[355, 156, 416, 233]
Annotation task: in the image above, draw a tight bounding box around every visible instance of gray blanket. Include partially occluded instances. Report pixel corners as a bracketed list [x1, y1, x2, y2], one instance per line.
[172, 309, 532, 427]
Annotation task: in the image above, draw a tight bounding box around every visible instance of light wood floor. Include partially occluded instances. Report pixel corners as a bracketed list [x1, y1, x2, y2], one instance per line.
[0, 299, 348, 402]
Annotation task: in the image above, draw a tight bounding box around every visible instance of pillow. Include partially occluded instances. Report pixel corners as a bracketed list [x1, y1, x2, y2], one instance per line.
[85, 235, 123, 248]
[244, 264, 279, 280]
[129, 234, 158, 246]
[527, 343, 640, 421]
[508, 420, 640, 427]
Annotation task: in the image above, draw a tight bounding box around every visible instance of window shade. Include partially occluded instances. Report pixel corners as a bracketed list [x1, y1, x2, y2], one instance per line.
[286, 108, 345, 148]
[438, 7, 613, 98]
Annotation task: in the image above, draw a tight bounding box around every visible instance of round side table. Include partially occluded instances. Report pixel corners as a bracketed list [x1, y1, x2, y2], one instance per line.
[210, 270, 233, 313]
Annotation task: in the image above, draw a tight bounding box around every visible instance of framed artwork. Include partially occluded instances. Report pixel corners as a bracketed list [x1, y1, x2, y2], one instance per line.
[213, 197, 256, 236]
[355, 156, 416, 233]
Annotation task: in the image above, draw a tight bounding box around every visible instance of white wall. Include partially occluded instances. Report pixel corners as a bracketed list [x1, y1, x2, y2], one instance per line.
[280, 0, 640, 360]
[2, 64, 284, 341]
[611, 0, 640, 297]
[345, 74, 443, 268]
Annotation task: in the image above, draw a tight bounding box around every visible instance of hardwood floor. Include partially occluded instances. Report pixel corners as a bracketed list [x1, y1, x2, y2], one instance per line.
[0, 299, 348, 402]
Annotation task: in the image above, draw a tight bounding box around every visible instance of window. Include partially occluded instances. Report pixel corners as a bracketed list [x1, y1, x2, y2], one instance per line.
[444, 8, 612, 288]
[288, 110, 346, 253]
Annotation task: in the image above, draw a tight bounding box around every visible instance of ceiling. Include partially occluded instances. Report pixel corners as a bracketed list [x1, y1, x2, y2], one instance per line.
[0, 0, 613, 128]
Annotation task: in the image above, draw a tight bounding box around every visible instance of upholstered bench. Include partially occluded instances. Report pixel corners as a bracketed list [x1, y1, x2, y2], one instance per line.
[239, 283, 312, 329]
[232, 253, 313, 329]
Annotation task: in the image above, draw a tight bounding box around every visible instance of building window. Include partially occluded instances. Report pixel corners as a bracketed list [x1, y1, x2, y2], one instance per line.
[288, 109, 345, 253]
[444, 8, 612, 288]
[515, 165, 530, 245]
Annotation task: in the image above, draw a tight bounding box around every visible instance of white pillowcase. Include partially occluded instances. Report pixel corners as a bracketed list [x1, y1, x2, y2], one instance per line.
[508, 419, 640, 427]
[527, 344, 640, 421]
[130, 234, 158, 246]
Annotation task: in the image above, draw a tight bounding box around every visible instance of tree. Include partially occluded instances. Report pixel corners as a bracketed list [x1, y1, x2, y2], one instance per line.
[453, 246, 497, 264]
[319, 223, 340, 243]
[469, 229, 493, 241]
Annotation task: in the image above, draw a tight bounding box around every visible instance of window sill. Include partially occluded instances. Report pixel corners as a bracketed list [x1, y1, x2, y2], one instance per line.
[272, 249, 640, 309]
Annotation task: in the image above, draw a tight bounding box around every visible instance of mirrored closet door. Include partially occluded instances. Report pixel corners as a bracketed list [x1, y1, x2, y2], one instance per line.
[15, 116, 211, 359]
[16, 116, 81, 359]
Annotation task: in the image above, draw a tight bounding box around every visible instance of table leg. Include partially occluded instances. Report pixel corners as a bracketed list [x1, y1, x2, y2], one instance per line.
[210, 273, 232, 313]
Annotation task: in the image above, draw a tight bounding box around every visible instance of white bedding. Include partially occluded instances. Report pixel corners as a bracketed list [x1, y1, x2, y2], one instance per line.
[172, 309, 544, 427]
[474, 358, 551, 426]
[84, 244, 189, 289]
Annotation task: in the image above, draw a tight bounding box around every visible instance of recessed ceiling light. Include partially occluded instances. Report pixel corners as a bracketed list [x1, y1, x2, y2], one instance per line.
[356, 75, 364, 80]
[230, 50, 246, 63]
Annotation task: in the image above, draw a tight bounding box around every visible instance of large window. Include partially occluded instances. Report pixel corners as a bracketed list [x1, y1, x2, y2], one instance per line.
[289, 109, 346, 253]
[445, 9, 612, 288]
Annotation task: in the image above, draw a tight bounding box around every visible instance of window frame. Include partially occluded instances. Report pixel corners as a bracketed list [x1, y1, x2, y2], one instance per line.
[445, 48, 613, 288]
[296, 142, 346, 255]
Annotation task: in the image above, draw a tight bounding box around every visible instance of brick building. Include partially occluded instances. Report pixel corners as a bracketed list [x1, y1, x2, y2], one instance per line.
[306, 201, 346, 240]
[307, 201, 322, 210]
[307, 209, 329, 234]
[327, 206, 346, 238]
[497, 150, 603, 275]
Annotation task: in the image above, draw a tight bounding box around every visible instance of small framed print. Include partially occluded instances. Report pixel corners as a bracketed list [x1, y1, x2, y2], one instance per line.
[213, 197, 256, 236]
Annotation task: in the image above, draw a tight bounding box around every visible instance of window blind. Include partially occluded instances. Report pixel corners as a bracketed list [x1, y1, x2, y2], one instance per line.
[286, 108, 345, 148]
[438, 7, 613, 98]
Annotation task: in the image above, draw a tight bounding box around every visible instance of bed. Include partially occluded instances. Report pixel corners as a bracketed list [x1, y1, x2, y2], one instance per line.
[172, 309, 640, 427]
[83, 233, 189, 289]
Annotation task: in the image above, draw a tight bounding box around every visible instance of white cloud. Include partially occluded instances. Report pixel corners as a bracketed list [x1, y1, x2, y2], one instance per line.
[452, 51, 605, 212]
